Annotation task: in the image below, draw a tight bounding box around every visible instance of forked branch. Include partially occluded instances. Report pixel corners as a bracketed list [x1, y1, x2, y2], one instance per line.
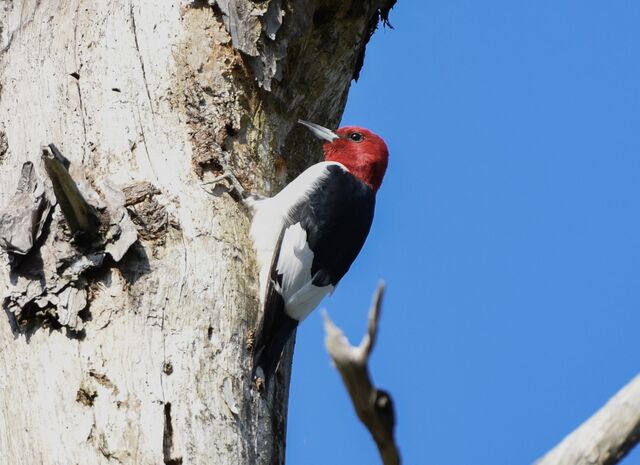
[323, 283, 400, 465]
[324, 283, 640, 465]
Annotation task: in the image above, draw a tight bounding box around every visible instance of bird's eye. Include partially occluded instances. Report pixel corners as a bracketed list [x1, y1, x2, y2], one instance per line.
[349, 132, 364, 142]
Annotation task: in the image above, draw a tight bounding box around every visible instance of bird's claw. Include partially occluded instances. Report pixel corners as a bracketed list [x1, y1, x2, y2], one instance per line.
[201, 171, 247, 200]
[201, 170, 265, 209]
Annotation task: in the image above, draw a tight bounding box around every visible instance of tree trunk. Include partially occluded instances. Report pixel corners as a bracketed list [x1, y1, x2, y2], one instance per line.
[0, 1, 393, 464]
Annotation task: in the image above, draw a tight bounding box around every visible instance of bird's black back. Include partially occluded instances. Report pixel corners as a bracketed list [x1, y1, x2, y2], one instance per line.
[290, 164, 375, 287]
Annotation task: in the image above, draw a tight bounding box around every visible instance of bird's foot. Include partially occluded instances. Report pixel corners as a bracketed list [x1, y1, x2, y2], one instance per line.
[201, 171, 248, 201]
[201, 153, 266, 209]
[201, 169, 261, 202]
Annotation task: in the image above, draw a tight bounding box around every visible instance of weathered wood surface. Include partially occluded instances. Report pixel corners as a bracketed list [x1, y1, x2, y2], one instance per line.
[0, 1, 394, 463]
[535, 375, 640, 465]
[324, 283, 401, 465]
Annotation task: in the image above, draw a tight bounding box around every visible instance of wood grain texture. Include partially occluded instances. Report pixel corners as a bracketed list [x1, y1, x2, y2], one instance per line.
[535, 375, 640, 465]
[0, 1, 394, 463]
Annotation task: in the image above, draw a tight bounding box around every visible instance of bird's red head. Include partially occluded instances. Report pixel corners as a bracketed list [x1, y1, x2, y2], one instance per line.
[298, 121, 389, 192]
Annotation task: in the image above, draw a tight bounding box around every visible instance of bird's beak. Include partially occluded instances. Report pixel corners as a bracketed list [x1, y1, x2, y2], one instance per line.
[298, 120, 339, 142]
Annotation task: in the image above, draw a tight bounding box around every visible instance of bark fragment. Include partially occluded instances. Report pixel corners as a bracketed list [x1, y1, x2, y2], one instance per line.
[42, 144, 101, 238]
[0, 162, 52, 258]
[123, 181, 170, 243]
[1, 148, 138, 334]
[210, 0, 396, 89]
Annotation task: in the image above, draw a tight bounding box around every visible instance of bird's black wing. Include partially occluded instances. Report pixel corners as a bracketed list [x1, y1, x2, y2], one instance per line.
[294, 164, 376, 286]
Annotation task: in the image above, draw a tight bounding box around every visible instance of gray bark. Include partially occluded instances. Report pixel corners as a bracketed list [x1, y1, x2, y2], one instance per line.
[0, 1, 394, 464]
[534, 375, 640, 465]
[323, 283, 401, 465]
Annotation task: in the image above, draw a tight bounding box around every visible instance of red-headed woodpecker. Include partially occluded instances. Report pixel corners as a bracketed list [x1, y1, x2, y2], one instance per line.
[250, 120, 389, 384]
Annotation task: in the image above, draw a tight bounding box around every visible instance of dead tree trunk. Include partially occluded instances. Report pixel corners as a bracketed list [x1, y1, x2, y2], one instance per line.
[0, 1, 394, 464]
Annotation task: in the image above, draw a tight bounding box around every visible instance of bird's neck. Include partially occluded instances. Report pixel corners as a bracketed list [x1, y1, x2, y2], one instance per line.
[325, 154, 386, 192]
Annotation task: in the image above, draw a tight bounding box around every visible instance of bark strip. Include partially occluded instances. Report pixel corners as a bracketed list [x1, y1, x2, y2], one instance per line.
[42, 144, 100, 236]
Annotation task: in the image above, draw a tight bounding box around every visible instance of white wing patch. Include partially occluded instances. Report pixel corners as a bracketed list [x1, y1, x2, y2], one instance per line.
[250, 161, 346, 308]
[276, 222, 334, 321]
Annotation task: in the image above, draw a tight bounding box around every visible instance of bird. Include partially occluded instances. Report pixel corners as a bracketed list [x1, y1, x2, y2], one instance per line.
[249, 120, 389, 386]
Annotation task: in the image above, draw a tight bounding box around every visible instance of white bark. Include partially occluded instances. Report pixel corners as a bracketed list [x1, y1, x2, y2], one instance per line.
[0, 1, 394, 464]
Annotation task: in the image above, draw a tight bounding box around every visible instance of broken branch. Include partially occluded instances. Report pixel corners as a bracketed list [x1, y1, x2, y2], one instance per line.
[42, 144, 100, 236]
[323, 282, 400, 465]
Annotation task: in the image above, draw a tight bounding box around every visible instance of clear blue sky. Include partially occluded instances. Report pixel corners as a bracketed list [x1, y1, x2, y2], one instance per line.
[287, 2, 640, 464]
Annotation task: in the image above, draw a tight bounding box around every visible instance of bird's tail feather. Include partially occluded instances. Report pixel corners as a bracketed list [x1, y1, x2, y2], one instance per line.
[252, 282, 298, 388]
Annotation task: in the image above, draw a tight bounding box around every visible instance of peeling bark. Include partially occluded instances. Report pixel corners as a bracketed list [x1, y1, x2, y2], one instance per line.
[0, 0, 394, 463]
